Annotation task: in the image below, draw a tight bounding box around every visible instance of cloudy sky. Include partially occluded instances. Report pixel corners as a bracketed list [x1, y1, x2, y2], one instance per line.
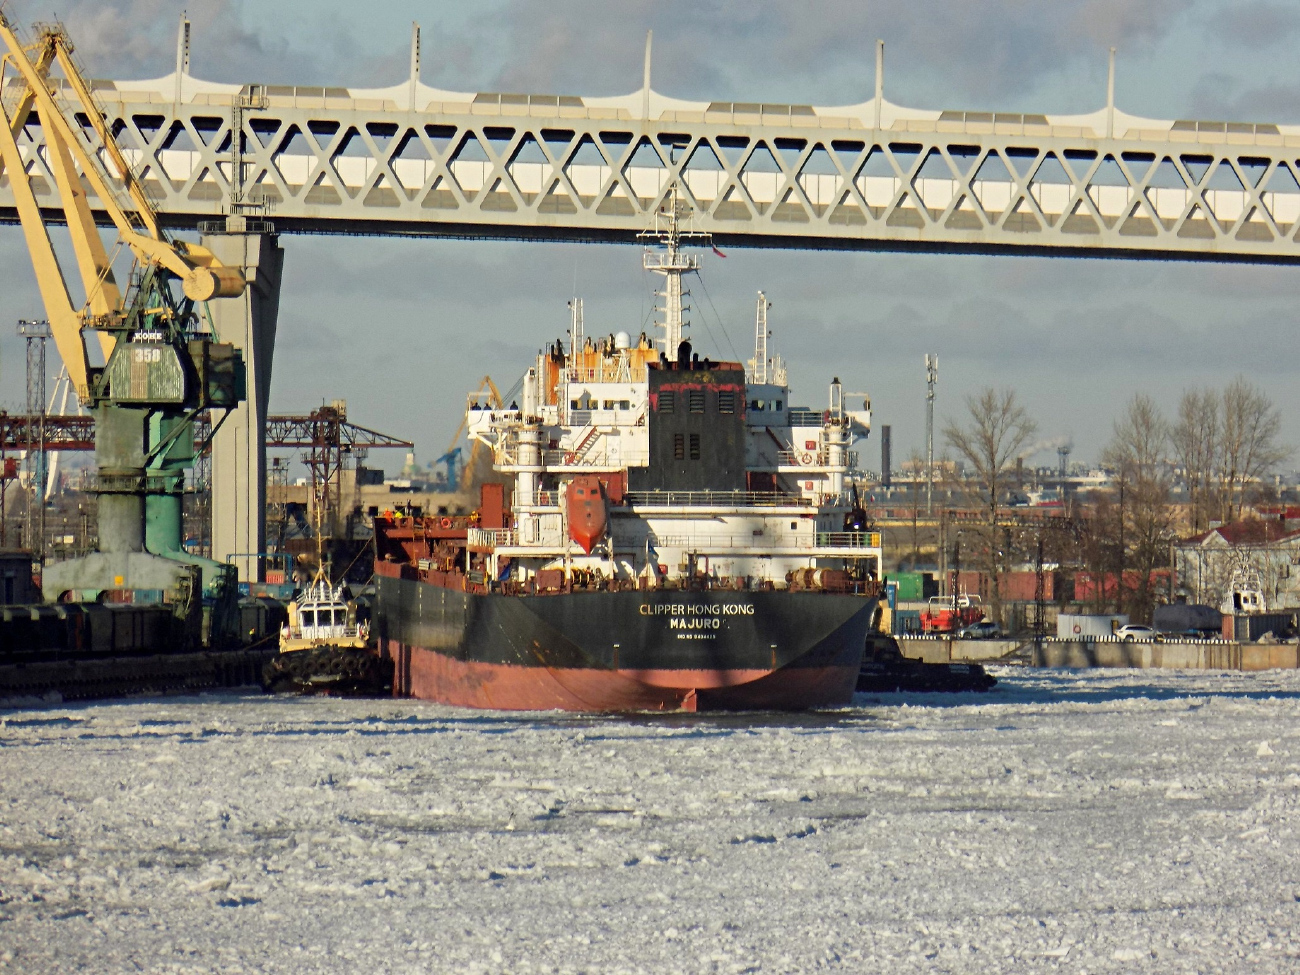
[1, 0, 1298, 475]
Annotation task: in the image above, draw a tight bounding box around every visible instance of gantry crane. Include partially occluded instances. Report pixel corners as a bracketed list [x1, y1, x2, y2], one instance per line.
[0, 15, 248, 641]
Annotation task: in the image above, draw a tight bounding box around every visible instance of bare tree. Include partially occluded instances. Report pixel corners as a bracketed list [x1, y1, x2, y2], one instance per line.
[1102, 394, 1174, 623]
[1170, 387, 1219, 533]
[1075, 490, 1122, 614]
[1218, 376, 1289, 522]
[943, 388, 1036, 626]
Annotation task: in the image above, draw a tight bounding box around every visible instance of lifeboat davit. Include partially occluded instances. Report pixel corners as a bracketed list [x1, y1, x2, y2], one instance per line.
[566, 475, 607, 554]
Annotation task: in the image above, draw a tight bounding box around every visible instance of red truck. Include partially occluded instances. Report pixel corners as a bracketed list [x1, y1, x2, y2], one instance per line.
[920, 594, 985, 634]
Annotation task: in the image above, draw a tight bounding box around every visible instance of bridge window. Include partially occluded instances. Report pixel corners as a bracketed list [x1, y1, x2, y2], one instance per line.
[750, 399, 765, 411]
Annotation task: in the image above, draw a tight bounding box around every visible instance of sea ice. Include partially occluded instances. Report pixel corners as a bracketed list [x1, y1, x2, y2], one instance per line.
[0, 668, 1297, 972]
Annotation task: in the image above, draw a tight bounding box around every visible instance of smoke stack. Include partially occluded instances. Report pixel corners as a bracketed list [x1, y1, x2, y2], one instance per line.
[880, 425, 892, 488]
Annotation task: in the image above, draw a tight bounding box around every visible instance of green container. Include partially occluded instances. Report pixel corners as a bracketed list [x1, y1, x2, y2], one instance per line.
[894, 571, 925, 601]
[893, 571, 939, 601]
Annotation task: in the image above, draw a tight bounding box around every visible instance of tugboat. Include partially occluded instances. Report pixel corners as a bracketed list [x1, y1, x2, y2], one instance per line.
[856, 633, 998, 693]
[262, 571, 387, 693]
[372, 188, 885, 712]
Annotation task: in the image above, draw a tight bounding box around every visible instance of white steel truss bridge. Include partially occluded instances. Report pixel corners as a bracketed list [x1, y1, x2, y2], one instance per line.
[5, 52, 1300, 263]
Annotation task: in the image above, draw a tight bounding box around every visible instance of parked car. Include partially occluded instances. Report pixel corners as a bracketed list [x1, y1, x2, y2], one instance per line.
[957, 620, 1001, 640]
[1116, 624, 1160, 642]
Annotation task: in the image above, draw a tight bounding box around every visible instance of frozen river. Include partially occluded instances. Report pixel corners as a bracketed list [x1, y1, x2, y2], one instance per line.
[2, 669, 1298, 974]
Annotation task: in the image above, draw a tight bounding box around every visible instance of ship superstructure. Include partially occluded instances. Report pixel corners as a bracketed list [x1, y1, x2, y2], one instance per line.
[462, 191, 881, 591]
[372, 190, 883, 712]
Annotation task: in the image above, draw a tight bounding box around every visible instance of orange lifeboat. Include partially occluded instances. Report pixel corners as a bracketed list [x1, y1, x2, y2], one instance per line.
[566, 476, 607, 554]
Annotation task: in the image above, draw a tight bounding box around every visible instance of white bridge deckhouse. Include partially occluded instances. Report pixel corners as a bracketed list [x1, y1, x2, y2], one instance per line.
[465, 191, 881, 590]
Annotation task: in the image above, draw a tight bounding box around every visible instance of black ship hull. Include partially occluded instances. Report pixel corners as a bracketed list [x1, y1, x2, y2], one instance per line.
[374, 573, 876, 711]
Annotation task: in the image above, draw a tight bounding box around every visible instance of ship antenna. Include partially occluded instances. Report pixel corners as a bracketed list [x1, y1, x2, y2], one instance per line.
[640, 161, 704, 358]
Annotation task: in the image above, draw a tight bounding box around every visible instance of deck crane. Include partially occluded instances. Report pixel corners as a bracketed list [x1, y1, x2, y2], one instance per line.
[0, 15, 248, 642]
[450, 376, 502, 491]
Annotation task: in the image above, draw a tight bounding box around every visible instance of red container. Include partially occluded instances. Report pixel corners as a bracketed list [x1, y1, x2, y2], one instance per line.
[998, 570, 1056, 602]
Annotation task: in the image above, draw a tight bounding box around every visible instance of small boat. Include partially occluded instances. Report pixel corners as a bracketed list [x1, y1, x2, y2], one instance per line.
[262, 572, 388, 693]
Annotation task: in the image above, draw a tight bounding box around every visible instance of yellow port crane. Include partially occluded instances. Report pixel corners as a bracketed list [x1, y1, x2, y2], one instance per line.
[0, 14, 249, 634]
[0, 14, 245, 400]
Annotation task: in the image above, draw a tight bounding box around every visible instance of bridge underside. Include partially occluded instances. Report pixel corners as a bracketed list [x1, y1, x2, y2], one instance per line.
[7, 208, 1300, 265]
[4, 87, 1300, 263]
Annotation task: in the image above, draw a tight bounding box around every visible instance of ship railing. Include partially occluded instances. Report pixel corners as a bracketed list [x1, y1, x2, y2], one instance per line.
[564, 364, 649, 385]
[787, 409, 827, 428]
[647, 531, 882, 551]
[624, 490, 814, 508]
[291, 623, 364, 641]
[777, 448, 823, 466]
[517, 488, 832, 508]
[769, 449, 861, 468]
[498, 445, 651, 469]
[563, 408, 645, 425]
[468, 527, 517, 548]
[815, 531, 882, 549]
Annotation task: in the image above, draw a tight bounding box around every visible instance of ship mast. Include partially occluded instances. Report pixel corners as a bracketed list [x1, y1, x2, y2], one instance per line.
[641, 180, 703, 358]
[746, 290, 787, 387]
[751, 291, 768, 384]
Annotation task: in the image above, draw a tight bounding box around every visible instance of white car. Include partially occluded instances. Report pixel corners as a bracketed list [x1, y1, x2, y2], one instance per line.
[1116, 624, 1159, 642]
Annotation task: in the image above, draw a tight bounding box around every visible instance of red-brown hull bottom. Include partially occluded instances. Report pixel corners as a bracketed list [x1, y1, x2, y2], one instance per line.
[387, 639, 858, 712]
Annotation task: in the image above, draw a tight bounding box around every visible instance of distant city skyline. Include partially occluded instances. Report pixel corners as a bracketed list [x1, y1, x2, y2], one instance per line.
[1, 0, 1297, 475]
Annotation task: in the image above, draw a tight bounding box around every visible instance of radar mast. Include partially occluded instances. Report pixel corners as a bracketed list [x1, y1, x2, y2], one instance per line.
[640, 179, 708, 358]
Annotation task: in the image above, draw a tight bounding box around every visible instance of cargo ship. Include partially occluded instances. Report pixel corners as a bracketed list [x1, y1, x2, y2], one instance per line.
[373, 190, 883, 711]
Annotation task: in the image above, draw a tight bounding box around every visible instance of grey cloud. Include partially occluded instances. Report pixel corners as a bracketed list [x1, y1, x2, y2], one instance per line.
[1205, 1, 1300, 48]
[1190, 75, 1300, 125]
[455, 0, 1195, 109]
[12, 0, 399, 86]
[5, 0, 1213, 116]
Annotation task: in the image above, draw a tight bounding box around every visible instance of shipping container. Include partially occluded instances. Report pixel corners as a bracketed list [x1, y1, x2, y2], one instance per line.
[998, 570, 1058, 603]
[953, 571, 991, 600]
[1222, 612, 1298, 642]
[892, 571, 938, 602]
[1057, 613, 1129, 639]
[1073, 570, 1171, 603]
[1153, 603, 1221, 636]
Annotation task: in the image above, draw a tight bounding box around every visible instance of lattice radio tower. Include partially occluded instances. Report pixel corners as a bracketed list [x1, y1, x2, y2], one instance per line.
[19, 320, 50, 556]
[925, 354, 938, 515]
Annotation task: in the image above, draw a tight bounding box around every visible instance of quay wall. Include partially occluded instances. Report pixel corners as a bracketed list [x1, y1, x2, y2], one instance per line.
[899, 637, 1300, 671]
